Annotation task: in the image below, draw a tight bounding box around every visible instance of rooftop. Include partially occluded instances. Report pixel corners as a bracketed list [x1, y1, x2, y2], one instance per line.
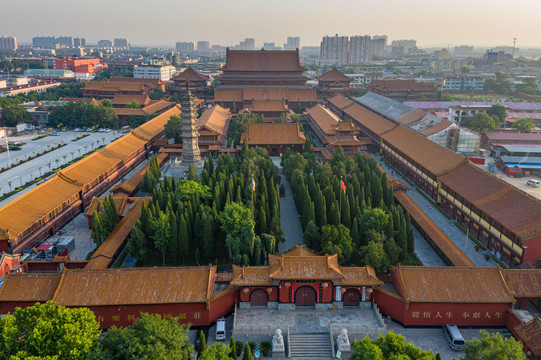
[223, 49, 306, 72]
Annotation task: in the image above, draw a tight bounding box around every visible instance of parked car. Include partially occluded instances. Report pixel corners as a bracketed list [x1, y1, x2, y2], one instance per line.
[50, 132, 60, 136]
[74, 128, 81, 132]
[9, 146, 22, 151]
[215, 317, 226, 341]
[86, 128, 93, 132]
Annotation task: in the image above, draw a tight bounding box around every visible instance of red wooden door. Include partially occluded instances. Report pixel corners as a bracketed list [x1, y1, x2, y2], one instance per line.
[295, 286, 316, 306]
[250, 289, 268, 306]
[343, 288, 360, 306]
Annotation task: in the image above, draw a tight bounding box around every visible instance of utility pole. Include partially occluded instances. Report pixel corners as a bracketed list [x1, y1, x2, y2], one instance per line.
[512, 38, 518, 58]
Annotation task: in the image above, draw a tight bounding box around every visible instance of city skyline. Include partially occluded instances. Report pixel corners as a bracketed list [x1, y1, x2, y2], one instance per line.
[3, 0, 541, 49]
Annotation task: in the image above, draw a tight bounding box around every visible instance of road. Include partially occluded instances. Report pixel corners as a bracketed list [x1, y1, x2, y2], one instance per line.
[0, 130, 121, 197]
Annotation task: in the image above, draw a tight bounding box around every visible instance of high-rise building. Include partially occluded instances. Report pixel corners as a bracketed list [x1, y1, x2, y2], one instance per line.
[320, 35, 349, 65]
[73, 37, 86, 48]
[113, 38, 129, 49]
[32, 36, 57, 48]
[284, 36, 300, 50]
[56, 36, 73, 47]
[237, 38, 255, 50]
[0, 36, 17, 52]
[349, 35, 371, 64]
[454, 45, 474, 56]
[263, 42, 280, 50]
[176, 41, 195, 54]
[391, 39, 417, 55]
[98, 40, 113, 48]
[197, 41, 210, 52]
[370, 35, 387, 59]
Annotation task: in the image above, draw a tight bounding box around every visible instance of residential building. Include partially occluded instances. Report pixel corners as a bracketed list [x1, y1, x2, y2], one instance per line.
[236, 38, 255, 50]
[134, 64, 177, 81]
[97, 39, 113, 48]
[0, 36, 17, 52]
[434, 48, 450, 59]
[56, 36, 73, 47]
[369, 36, 387, 59]
[32, 36, 57, 48]
[73, 37, 86, 48]
[43, 57, 106, 76]
[391, 39, 417, 54]
[430, 59, 469, 71]
[320, 34, 349, 65]
[176, 41, 195, 54]
[263, 42, 280, 50]
[113, 38, 129, 49]
[284, 36, 300, 50]
[454, 45, 473, 56]
[442, 76, 485, 91]
[349, 35, 371, 64]
[197, 41, 210, 52]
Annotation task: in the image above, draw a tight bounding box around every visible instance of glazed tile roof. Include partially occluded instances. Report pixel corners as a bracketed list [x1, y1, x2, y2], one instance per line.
[380, 125, 464, 176]
[327, 95, 354, 110]
[243, 88, 288, 101]
[338, 267, 383, 286]
[241, 123, 305, 145]
[514, 316, 541, 357]
[173, 67, 209, 82]
[83, 194, 130, 218]
[223, 49, 306, 72]
[85, 198, 150, 269]
[502, 269, 541, 298]
[114, 100, 174, 117]
[251, 100, 288, 112]
[0, 273, 61, 302]
[197, 105, 230, 136]
[316, 68, 351, 82]
[439, 162, 541, 239]
[52, 266, 217, 306]
[112, 94, 149, 106]
[230, 265, 273, 286]
[306, 104, 340, 135]
[393, 191, 475, 267]
[0, 106, 180, 243]
[391, 265, 515, 303]
[268, 252, 343, 280]
[420, 119, 454, 136]
[83, 81, 147, 92]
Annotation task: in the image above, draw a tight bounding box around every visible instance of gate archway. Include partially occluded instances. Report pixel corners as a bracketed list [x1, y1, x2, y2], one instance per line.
[295, 286, 316, 306]
[343, 288, 361, 306]
[250, 289, 268, 306]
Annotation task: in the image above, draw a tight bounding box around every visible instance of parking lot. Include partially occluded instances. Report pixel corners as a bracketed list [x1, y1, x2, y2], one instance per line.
[0, 130, 121, 198]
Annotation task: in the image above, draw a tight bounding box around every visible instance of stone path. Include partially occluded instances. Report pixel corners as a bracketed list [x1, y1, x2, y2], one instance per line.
[272, 158, 304, 252]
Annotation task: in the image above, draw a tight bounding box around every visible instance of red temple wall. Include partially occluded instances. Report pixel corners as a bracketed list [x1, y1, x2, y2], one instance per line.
[524, 235, 541, 263]
[373, 288, 406, 324]
[208, 289, 237, 322]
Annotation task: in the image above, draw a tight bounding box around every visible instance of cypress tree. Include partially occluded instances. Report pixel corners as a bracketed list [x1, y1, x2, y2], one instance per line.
[198, 330, 206, 358]
[170, 212, 179, 261]
[202, 216, 214, 261]
[397, 218, 408, 259]
[328, 202, 339, 226]
[243, 343, 253, 360]
[406, 213, 415, 254]
[258, 208, 267, 234]
[179, 214, 189, 263]
[351, 217, 360, 245]
[229, 337, 237, 359]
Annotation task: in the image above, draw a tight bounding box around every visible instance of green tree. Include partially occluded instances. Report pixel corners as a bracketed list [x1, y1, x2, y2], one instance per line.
[351, 336, 384, 360]
[126, 221, 148, 260]
[164, 115, 183, 143]
[462, 112, 496, 132]
[242, 343, 253, 360]
[463, 331, 526, 360]
[88, 313, 193, 360]
[198, 330, 207, 358]
[229, 336, 237, 359]
[200, 343, 231, 360]
[1, 105, 32, 127]
[362, 240, 390, 273]
[304, 220, 320, 250]
[487, 104, 507, 127]
[149, 89, 166, 100]
[151, 212, 172, 265]
[91, 210, 105, 246]
[202, 215, 214, 261]
[188, 164, 198, 181]
[516, 77, 538, 95]
[0, 301, 100, 360]
[461, 66, 471, 74]
[321, 224, 353, 264]
[126, 100, 140, 108]
[512, 118, 535, 133]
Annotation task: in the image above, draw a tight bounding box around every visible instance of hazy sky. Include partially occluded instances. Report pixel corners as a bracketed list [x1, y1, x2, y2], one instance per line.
[4, 0, 541, 48]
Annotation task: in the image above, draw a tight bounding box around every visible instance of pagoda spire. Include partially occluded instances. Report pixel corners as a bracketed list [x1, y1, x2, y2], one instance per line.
[179, 88, 201, 165]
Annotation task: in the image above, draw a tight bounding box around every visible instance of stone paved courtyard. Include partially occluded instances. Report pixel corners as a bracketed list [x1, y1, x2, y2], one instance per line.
[234, 307, 384, 335]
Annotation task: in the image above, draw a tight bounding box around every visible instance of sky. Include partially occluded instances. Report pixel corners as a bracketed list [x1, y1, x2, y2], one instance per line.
[4, 0, 541, 49]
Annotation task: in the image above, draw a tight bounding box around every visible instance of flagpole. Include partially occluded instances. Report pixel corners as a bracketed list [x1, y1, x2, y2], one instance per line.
[339, 176, 342, 224]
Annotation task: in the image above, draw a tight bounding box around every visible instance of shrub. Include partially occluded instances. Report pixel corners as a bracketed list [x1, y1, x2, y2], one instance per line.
[260, 341, 272, 356]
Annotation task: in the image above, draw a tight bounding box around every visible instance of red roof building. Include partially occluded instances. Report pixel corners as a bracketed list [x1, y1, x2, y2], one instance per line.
[172, 67, 209, 98]
[241, 123, 306, 156]
[368, 80, 436, 101]
[316, 68, 351, 98]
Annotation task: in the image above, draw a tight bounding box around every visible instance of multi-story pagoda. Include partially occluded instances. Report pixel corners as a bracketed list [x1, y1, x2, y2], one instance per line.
[179, 89, 201, 165]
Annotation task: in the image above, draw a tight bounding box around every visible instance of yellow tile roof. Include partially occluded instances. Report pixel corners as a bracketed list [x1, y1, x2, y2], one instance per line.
[0, 106, 181, 243]
[52, 266, 217, 306]
[230, 265, 273, 286]
[0, 273, 61, 302]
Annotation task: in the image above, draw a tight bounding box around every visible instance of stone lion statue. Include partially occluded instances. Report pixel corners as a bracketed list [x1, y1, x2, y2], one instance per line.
[273, 329, 283, 344]
[338, 329, 349, 344]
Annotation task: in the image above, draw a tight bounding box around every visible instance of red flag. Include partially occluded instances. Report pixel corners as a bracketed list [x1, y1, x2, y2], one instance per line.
[341, 179, 346, 193]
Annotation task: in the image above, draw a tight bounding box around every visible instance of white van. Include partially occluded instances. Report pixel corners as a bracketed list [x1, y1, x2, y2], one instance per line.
[442, 324, 465, 351]
[215, 317, 226, 341]
[527, 179, 540, 188]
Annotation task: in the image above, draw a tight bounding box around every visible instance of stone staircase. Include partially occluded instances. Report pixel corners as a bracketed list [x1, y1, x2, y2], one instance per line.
[289, 333, 333, 358]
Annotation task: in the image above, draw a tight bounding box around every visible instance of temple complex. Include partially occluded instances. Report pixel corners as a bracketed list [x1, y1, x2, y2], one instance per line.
[214, 49, 317, 111]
